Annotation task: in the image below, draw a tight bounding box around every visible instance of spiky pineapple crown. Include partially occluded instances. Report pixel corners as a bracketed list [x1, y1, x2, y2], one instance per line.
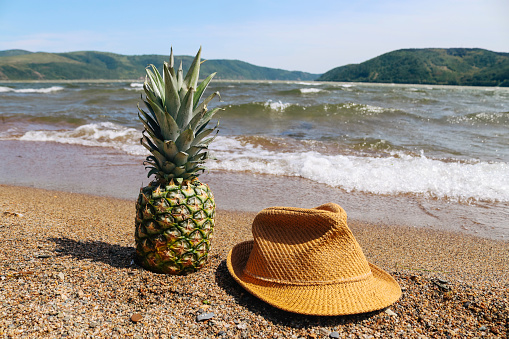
[138, 47, 220, 184]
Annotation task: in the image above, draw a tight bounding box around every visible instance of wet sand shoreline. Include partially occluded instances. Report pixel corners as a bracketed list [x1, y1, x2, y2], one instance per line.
[1, 140, 508, 241]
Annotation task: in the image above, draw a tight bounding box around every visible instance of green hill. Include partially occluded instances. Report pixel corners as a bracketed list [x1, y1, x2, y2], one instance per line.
[318, 48, 509, 87]
[0, 50, 320, 81]
[0, 49, 33, 57]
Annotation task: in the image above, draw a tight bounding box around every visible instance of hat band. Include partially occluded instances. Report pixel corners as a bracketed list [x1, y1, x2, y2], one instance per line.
[243, 269, 373, 286]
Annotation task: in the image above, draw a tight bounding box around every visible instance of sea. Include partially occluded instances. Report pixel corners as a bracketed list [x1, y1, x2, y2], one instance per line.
[0, 80, 508, 240]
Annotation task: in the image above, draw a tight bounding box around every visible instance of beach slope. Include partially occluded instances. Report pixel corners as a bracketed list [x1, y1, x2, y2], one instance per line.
[0, 185, 507, 338]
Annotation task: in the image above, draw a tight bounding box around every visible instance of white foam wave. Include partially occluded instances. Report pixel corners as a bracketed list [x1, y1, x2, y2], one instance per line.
[344, 102, 391, 115]
[300, 88, 323, 94]
[449, 112, 509, 125]
[296, 82, 321, 86]
[0, 86, 64, 93]
[19, 122, 144, 155]
[15, 126, 509, 202]
[125, 83, 145, 91]
[263, 100, 292, 111]
[208, 137, 509, 202]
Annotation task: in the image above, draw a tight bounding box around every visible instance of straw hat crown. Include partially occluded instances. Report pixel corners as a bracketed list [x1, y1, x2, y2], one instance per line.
[244, 203, 371, 285]
[227, 203, 402, 316]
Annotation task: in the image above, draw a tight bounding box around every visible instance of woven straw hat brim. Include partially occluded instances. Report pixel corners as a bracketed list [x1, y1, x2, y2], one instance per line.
[227, 240, 402, 316]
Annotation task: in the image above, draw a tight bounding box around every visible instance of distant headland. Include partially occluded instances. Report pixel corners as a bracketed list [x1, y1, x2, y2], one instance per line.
[0, 48, 507, 86]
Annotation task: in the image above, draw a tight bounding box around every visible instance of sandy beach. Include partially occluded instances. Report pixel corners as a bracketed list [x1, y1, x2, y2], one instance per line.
[0, 184, 507, 338]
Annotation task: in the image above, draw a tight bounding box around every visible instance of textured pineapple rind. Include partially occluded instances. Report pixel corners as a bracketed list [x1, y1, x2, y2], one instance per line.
[134, 179, 215, 275]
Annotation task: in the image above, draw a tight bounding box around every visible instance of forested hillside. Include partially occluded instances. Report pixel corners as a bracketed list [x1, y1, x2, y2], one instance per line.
[0, 50, 319, 81]
[318, 48, 509, 87]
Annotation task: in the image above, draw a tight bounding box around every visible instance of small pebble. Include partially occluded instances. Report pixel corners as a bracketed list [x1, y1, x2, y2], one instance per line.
[131, 313, 143, 323]
[319, 328, 329, 335]
[3, 211, 23, 217]
[437, 278, 448, 284]
[329, 332, 340, 339]
[196, 312, 215, 322]
[237, 322, 248, 330]
[385, 309, 397, 317]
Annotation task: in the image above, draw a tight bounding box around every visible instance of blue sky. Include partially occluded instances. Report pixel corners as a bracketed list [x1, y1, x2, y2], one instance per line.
[0, 0, 507, 73]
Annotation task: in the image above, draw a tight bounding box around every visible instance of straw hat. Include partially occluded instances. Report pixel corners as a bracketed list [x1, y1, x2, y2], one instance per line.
[227, 203, 401, 316]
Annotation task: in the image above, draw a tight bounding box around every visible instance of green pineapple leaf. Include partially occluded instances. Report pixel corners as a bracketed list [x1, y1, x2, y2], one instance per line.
[138, 107, 160, 137]
[162, 140, 179, 160]
[177, 61, 184, 91]
[146, 98, 179, 141]
[195, 107, 221, 135]
[181, 47, 202, 97]
[168, 47, 175, 78]
[143, 83, 164, 113]
[163, 62, 181, 120]
[194, 72, 216, 109]
[194, 121, 219, 145]
[173, 152, 189, 166]
[138, 47, 221, 182]
[145, 65, 165, 102]
[176, 87, 195, 129]
[175, 128, 194, 151]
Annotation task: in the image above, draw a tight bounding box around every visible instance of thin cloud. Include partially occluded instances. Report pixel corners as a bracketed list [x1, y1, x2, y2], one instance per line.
[0, 0, 507, 73]
[1, 31, 107, 53]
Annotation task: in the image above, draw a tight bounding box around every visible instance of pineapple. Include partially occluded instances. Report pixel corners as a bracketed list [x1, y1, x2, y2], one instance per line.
[135, 47, 220, 274]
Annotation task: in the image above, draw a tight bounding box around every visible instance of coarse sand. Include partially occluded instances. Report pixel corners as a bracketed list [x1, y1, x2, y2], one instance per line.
[0, 185, 507, 338]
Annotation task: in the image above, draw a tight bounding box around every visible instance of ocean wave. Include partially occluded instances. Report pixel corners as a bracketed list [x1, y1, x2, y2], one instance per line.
[448, 111, 509, 126]
[277, 88, 327, 95]
[296, 82, 321, 86]
[222, 101, 399, 118]
[128, 83, 144, 91]
[19, 122, 143, 155]
[300, 88, 324, 94]
[209, 138, 509, 202]
[0, 86, 64, 94]
[341, 102, 393, 115]
[13, 123, 509, 202]
[263, 100, 293, 111]
[324, 83, 355, 89]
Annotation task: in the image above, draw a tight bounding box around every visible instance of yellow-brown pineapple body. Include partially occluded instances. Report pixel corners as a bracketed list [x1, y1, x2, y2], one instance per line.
[135, 179, 215, 274]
